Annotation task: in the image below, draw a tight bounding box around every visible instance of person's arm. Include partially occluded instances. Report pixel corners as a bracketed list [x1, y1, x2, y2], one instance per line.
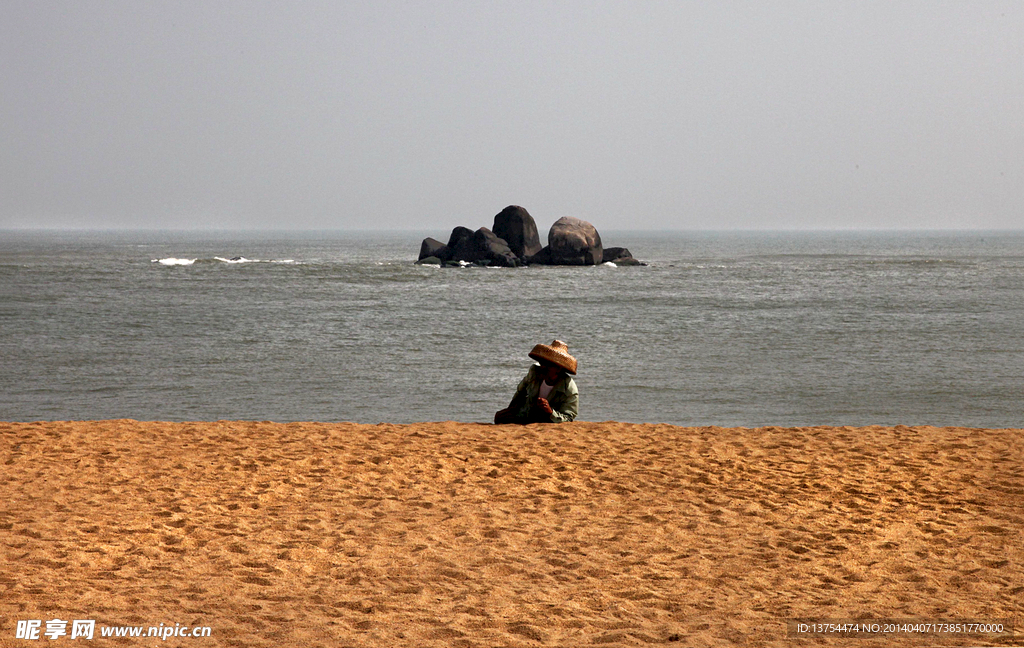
[544, 380, 578, 422]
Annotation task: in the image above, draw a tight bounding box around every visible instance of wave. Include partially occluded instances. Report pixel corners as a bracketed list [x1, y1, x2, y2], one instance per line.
[152, 257, 297, 266]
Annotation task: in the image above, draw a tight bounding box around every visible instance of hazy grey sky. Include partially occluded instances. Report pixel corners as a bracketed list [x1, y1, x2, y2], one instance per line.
[2, 1, 1022, 230]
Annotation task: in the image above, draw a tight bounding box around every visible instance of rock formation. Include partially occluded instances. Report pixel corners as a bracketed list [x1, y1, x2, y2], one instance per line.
[450, 227, 520, 267]
[419, 237, 446, 261]
[492, 205, 542, 259]
[538, 216, 603, 266]
[417, 227, 520, 267]
[602, 247, 642, 266]
[446, 226, 474, 251]
[417, 206, 643, 267]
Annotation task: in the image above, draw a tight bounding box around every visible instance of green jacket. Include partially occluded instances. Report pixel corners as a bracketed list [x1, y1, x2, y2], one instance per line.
[506, 365, 579, 423]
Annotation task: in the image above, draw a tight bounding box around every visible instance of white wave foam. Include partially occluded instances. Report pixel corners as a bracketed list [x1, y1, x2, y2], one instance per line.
[153, 258, 196, 266]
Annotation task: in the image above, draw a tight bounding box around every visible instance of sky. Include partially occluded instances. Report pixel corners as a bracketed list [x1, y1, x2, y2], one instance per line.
[2, 1, 1022, 231]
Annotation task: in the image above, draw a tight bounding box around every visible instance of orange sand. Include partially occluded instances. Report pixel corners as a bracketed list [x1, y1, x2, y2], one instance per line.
[1, 420, 1021, 647]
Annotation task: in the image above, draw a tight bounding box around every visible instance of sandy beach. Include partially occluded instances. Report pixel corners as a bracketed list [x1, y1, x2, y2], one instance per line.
[1, 420, 1020, 647]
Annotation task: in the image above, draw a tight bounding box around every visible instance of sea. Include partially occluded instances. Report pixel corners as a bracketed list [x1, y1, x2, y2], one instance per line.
[1, 229, 1022, 427]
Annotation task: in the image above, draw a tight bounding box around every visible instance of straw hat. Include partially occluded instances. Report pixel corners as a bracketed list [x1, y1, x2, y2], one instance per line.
[529, 339, 577, 375]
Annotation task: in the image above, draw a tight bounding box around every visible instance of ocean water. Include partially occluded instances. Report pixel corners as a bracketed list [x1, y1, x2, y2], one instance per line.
[1, 229, 1021, 427]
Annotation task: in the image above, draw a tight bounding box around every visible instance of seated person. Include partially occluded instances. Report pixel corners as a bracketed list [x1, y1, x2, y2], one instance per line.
[494, 340, 578, 424]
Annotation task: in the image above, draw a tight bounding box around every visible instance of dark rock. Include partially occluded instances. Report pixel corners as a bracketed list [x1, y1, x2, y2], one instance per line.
[547, 216, 603, 265]
[450, 227, 520, 267]
[449, 228, 482, 262]
[602, 246, 644, 265]
[524, 245, 552, 265]
[446, 226, 474, 250]
[492, 205, 542, 260]
[416, 255, 443, 265]
[419, 237, 447, 261]
[602, 247, 632, 263]
[612, 256, 644, 266]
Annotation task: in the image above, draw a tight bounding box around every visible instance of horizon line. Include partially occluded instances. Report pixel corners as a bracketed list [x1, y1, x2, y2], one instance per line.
[3, 226, 1023, 234]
